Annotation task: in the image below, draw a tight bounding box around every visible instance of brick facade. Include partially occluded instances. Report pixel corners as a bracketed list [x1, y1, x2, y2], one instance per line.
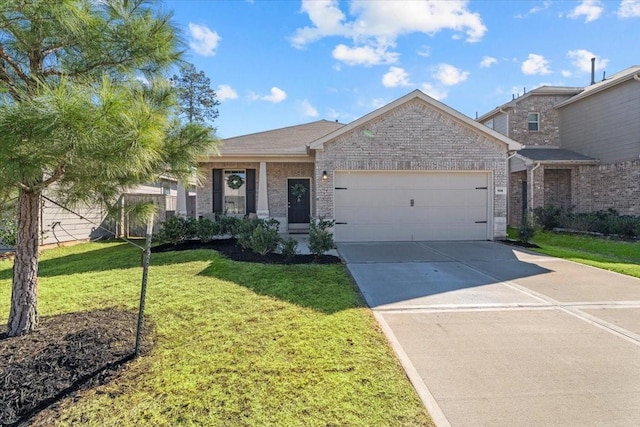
[314, 99, 510, 238]
[590, 160, 640, 215]
[196, 161, 315, 227]
[507, 94, 573, 147]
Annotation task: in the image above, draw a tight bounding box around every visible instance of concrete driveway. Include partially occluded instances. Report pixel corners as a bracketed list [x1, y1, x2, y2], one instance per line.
[338, 241, 640, 427]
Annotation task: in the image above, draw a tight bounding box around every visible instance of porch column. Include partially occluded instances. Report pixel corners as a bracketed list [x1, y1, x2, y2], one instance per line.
[176, 182, 187, 217]
[256, 161, 269, 219]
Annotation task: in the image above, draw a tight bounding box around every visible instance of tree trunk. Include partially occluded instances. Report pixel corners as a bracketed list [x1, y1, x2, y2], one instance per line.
[7, 189, 40, 336]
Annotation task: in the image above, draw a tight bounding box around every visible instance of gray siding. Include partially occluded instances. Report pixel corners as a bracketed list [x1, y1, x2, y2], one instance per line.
[494, 114, 508, 136]
[40, 197, 112, 246]
[559, 79, 640, 163]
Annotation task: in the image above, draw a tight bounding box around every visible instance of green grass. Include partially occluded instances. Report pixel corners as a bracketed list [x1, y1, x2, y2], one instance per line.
[508, 228, 640, 278]
[0, 242, 433, 426]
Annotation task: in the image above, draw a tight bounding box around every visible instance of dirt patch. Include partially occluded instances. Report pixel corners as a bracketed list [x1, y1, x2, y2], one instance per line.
[0, 308, 153, 426]
[152, 238, 342, 265]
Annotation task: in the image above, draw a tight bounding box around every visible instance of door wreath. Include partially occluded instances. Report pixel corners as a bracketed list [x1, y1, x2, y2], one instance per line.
[227, 174, 244, 189]
[290, 183, 307, 202]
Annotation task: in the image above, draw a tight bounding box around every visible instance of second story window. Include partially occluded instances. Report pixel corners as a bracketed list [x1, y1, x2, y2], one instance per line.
[527, 113, 540, 131]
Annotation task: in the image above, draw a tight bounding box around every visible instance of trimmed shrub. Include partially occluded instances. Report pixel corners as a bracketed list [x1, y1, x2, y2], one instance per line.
[279, 237, 298, 259]
[532, 205, 564, 231]
[217, 214, 240, 236]
[309, 217, 335, 257]
[155, 216, 196, 244]
[195, 218, 220, 242]
[0, 216, 17, 247]
[518, 215, 535, 244]
[249, 225, 280, 256]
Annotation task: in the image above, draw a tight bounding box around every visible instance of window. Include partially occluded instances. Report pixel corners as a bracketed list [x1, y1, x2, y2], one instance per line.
[527, 113, 539, 131]
[485, 119, 494, 130]
[223, 170, 246, 215]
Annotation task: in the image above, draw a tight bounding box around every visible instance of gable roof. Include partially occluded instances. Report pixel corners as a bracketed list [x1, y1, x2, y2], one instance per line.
[554, 65, 640, 108]
[477, 86, 583, 122]
[310, 89, 522, 151]
[217, 120, 345, 157]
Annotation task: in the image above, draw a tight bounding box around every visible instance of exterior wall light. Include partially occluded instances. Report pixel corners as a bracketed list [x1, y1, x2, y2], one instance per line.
[322, 171, 328, 180]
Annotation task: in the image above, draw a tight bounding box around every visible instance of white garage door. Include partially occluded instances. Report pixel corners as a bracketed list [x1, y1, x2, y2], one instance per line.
[334, 171, 490, 242]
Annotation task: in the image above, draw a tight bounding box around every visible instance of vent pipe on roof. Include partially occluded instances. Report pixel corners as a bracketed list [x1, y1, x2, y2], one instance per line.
[590, 57, 596, 85]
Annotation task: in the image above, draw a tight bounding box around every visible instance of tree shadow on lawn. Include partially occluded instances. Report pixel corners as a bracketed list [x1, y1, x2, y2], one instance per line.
[0, 240, 226, 281]
[197, 259, 364, 315]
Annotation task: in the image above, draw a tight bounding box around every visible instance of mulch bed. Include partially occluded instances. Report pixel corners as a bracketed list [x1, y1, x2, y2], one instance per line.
[152, 237, 342, 265]
[0, 308, 153, 426]
[499, 239, 540, 249]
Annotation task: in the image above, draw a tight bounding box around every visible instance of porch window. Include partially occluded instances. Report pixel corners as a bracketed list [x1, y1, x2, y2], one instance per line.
[527, 113, 539, 131]
[224, 170, 246, 215]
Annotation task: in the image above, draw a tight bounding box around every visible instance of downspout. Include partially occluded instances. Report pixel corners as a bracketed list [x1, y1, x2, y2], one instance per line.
[505, 151, 519, 227]
[529, 162, 541, 216]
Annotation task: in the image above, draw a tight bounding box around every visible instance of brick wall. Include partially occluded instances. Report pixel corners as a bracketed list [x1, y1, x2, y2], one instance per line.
[196, 162, 259, 216]
[508, 94, 573, 146]
[509, 171, 527, 225]
[314, 99, 509, 238]
[196, 161, 314, 222]
[590, 160, 640, 215]
[543, 169, 572, 208]
[266, 163, 314, 218]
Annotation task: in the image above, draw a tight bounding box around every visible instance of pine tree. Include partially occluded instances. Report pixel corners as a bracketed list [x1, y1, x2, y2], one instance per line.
[0, 0, 216, 336]
[170, 63, 220, 125]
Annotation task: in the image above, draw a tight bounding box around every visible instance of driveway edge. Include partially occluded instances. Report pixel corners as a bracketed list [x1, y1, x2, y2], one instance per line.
[373, 311, 451, 427]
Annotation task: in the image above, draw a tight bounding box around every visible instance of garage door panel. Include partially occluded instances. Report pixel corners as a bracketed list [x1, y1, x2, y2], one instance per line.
[336, 189, 487, 208]
[335, 206, 486, 224]
[334, 171, 491, 242]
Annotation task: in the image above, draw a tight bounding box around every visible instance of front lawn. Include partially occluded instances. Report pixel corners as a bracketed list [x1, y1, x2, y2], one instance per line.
[509, 228, 640, 278]
[0, 242, 432, 426]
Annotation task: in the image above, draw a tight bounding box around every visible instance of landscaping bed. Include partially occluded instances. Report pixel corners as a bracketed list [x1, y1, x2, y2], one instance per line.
[0, 308, 153, 426]
[152, 237, 342, 265]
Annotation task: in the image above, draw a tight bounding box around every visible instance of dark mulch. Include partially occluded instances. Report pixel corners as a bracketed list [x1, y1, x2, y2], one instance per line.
[152, 238, 342, 265]
[499, 239, 540, 249]
[0, 308, 153, 426]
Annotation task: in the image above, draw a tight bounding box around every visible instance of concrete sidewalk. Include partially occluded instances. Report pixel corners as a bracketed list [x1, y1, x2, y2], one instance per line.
[339, 241, 640, 427]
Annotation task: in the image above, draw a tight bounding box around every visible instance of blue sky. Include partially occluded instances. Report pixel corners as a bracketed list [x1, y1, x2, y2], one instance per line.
[162, 0, 640, 138]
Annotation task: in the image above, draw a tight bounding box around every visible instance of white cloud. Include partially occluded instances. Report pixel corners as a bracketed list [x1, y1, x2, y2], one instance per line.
[382, 67, 411, 88]
[521, 53, 552, 75]
[567, 49, 609, 73]
[515, 0, 551, 18]
[480, 56, 497, 68]
[332, 44, 398, 66]
[291, 0, 486, 66]
[420, 83, 447, 100]
[618, 0, 640, 18]
[300, 99, 319, 117]
[217, 85, 238, 101]
[262, 87, 287, 103]
[188, 23, 221, 56]
[417, 45, 431, 58]
[567, 0, 603, 23]
[561, 69, 572, 77]
[433, 63, 469, 86]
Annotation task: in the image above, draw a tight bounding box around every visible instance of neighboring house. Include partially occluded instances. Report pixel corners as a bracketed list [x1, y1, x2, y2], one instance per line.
[38, 176, 195, 247]
[197, 90, 521, 242]
[478, 65, 640, 225]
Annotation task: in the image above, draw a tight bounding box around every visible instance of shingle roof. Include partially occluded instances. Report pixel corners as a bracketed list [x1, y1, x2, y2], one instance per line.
[217, 120, 345, 156]
[555, 65, 640, 108]
[517, 148, 597, 162]
[477, 86, 583, 122]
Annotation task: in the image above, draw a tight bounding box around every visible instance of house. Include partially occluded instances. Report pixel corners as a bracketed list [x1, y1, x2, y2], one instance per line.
[196, 90, 521, 242]
[478, 65, 640, 225]
[36, 176, 194, 248]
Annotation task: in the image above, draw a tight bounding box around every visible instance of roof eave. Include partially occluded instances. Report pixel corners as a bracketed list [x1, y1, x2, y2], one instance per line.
[310, 89, 522, 151]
